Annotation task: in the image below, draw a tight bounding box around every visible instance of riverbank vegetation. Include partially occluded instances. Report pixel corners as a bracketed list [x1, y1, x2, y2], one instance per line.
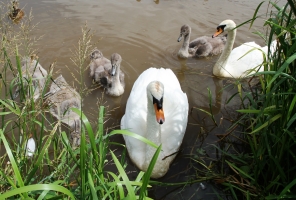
[0, 0, 295, 199]
[194, 0, 296, 199]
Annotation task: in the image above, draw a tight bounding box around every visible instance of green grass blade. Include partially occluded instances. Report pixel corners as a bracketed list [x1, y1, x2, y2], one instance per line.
[80, 125, 86, 198]
[251, 114, 282, 134]
[0, 99, 20, 115]
[98, 106, 106, 177]
[37, 181, 65, 200]
[287, 95, 296, 121]
[236, 109, 261, 114]
[267, 53, 296, 88]
[0, 111, 12, 115]
[72, 107, 99, 164]
[88, 171, 99, 200]
[134, 171, 145, 192]
[108, 130, 157, 148]
[1, 184, 75, 199]
[0, 129, 28, 198]
[279, 179, 296, 198]
[286, 113, 296, 130]
[225, 160, 254, 181]
[140, 145, 162, 200]
[110, 151, 136, 199]
[249, 1, 265, 28]
[108, 171, 125, 199]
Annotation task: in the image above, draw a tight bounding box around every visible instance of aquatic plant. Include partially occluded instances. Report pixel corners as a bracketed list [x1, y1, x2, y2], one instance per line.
[0, 3, 164, 199]
[195, 1, 296, 199]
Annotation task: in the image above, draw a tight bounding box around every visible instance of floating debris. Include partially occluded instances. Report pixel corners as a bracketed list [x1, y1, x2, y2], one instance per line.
[200, 182, 206, 190]
[26, 136, 36, 157]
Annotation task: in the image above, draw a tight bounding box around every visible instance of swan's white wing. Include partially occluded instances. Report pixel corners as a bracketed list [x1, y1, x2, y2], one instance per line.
[161, 84, 188, 157]
[226, 42, 265, 77]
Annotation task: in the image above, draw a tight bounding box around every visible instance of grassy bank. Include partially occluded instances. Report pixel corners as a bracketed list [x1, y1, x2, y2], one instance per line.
[194, 1, 296, 199]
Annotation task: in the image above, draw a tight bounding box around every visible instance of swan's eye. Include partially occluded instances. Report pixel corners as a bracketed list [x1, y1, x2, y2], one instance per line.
[217, 25, 226, 31]
[152, 96, 163, 109]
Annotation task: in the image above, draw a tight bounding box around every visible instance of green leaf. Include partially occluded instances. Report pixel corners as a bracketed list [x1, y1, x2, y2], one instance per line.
[110, 151, 136, 199]
[88, 172, 99, 200]
[0, 99, 20, 115]
[1, 184, 75, 199]
[108, 129, 158, 148]
[0, 129, 27, 198]
[140, 145, 162, 200]
[251, 114, 282, 134]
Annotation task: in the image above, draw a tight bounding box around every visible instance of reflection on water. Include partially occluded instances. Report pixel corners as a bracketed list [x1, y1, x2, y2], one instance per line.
[137, 0, 159, 4]
[1, 0, 277, 198]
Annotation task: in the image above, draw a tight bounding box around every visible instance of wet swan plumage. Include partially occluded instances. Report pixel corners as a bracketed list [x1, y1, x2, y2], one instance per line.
[89, 48, 125, 96]
[47, 75, 81, 146]
[14, 56, 48, 101]
[177, 24, 227, 58]
[121, 68, 189, 178]
[212, 19, 276, 78]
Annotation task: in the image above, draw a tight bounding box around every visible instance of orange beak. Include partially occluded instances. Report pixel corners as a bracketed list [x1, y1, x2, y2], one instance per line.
[212, 27, 224, 38]
[154, 103, 165, 124]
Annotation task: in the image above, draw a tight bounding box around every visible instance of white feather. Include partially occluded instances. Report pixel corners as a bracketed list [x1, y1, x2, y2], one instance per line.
[121, 67, 188, 178]
[26, 137, 36, 157]
[213, 19, 276, 78]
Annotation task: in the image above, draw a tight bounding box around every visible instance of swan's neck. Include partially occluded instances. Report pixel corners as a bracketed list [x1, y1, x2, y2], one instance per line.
[112, 65, 121, 83]
[213, 29, 236, 77]
[145, 100, 161, 150]
[143, 98, 165, 177]
[110, 64, 124, 95]
[178, 33, 190, 58]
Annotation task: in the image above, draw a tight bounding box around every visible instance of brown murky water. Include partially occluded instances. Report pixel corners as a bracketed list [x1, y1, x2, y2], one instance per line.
[2, 0, 278, 199]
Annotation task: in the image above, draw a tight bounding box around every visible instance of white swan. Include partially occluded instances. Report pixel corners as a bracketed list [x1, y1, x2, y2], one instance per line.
[89, 48, 125, 96]
[177, 24, 227, 58]
[120, 68, 188, 178]
[212, 19, 276, 78]
[14, 56, 48, 101]
[47, 75, 81, 146]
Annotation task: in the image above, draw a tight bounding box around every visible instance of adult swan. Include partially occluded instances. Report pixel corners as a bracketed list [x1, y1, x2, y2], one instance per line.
[121, 68, 189, 178]
[212, 19, 274, 78]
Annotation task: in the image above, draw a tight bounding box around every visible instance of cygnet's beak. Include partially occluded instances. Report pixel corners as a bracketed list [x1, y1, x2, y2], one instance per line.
[177, 33, 183, 42]
[111, 64, 117, 76]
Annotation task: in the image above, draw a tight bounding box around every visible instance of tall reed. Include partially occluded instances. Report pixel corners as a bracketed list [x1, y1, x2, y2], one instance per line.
[202, 1, 296, 199]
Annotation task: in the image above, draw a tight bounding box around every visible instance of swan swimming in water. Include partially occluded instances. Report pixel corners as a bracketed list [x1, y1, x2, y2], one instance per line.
[121, 68, 188, 178]
[13, 56, 48, 101]
[177, 24, 227, 58]
[47, 75, 81, 147]
[212, 19, 276, 78]
[89, 48, 125, 96]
